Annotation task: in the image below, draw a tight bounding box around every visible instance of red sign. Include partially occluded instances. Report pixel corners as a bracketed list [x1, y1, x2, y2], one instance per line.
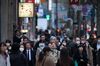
[26, 0, 34, 3]
[69, 0, 79, 5]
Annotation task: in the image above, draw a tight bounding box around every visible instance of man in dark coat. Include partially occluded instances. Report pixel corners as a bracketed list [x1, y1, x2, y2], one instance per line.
[23, 42, 36, 66]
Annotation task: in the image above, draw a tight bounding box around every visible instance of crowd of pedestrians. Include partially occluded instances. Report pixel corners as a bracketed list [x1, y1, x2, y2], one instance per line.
[0, 30, 100, 66]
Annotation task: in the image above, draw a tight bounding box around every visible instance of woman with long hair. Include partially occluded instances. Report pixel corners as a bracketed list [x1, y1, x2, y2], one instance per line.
[56, 48, 74, 66]
[0, 42, 10, 66]
[10, 43, 28, 66]
[36, 47, 55, 66]
[74, 46, 88, 66]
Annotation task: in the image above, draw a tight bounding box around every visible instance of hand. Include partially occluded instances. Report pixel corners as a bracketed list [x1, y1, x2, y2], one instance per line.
[87, 64, 90, 66]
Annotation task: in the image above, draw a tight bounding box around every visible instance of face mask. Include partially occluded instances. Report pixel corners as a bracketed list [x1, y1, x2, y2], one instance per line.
[6, 43, 10, 46]
[19, 48, 24, 52]
[62, 42, 66, 45]
[76, 41, 80, 44]
[39, 43, 45, 49]
[81, 41, 85, 44]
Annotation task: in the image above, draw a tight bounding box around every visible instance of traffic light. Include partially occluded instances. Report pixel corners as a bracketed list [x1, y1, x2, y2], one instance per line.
[46, 15, 50, 20]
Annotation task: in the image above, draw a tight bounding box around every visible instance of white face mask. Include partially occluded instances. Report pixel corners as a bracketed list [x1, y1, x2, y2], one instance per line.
[6, 43, 10, 46]
[39, 43, 45, 49]
[81, 41, 85, 44]
[19, 48, 24, 52]
[76, 41, 80, 44]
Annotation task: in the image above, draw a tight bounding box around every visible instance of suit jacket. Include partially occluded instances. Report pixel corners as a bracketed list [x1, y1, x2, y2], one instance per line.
[23, 49, 36, 66]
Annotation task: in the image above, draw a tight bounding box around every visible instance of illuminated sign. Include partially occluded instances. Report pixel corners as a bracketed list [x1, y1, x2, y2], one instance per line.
[19, 3, 34, 17]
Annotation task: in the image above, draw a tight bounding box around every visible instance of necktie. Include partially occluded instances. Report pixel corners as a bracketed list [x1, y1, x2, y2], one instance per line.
[27, 50, 31, 61]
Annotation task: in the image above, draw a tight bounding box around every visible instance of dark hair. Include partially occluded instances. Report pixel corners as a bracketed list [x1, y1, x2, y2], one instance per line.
[15, 30, 20, 33]
[11, 43, 20, 53]
[38, 47, 51, 62]
[42, 47, 51, 54]
[59, 48, 71, 66]
[0, 42, 6, 54]
[60, 48, 69, 57]
[5, 40, 11, 43]
[78, 45, 87, 53]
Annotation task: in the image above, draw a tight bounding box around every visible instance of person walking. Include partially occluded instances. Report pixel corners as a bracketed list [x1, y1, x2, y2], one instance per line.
[10, 43, 28, 66]
[35, 34, 48, 61]
[85, 41, 93, 66]
[74, 46, 89, 66]
[56, 48, 74, 66]
[23, 42, 36, 66]
[36, 47, 55, 66]
[0, 42, 10, 66]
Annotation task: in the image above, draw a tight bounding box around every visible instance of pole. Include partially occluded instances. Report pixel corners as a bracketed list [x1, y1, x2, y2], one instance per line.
[55, 0, 58, 29]
[91, 5, 95, 34]
[97, 0, 100, 36]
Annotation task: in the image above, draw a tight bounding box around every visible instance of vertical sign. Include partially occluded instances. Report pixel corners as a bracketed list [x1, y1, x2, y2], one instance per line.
[19, 3, 34, 17]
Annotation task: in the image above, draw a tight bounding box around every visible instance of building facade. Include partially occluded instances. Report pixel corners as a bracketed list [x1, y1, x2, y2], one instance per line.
[0, 0, 16, 42]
